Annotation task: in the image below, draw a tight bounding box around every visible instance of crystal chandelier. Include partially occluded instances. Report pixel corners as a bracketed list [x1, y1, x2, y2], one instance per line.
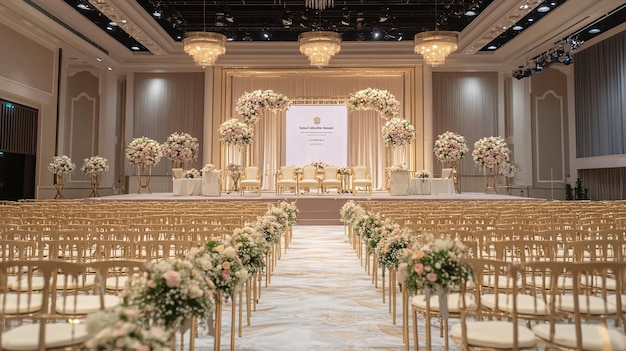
[414, 31, 458, 66]
[183, 31, 227, 67]
[298, 31, 341, 67]
[305, 0, 334, 10]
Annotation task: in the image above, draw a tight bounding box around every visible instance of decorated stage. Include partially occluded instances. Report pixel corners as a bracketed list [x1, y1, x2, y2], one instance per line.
[90, 191, 541, 225]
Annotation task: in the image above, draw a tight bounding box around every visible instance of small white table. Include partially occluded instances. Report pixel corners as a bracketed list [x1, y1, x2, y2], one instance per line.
[409, 178, 455, 195]
[173, 178, 202, 196]
[201, 172, 221, 196]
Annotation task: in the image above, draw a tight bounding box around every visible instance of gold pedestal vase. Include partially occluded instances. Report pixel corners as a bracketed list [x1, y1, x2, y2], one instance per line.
[89, 173, 101, 197]
[54, 173, 65, 199]
[136, 165, 152, 194]
[483, 167, 498, 194]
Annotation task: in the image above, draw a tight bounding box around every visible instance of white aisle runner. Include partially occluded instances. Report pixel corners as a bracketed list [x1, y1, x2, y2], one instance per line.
[191, 225, 449, 351]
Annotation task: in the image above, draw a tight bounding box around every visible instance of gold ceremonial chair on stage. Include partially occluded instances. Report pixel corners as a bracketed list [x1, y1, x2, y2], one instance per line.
[321, 166, 342, 195]
[351, 165, 372, 195]
[276, 165, 298, 196]
[299, 165, 320, 195]
[240, 166, 261, 196]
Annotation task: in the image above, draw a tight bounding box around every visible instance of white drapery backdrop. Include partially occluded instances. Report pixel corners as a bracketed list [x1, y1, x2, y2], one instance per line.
[220, 68, 418, 191]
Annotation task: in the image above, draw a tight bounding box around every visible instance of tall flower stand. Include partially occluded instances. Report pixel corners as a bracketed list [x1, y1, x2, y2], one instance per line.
[54, 173, 65, 199]
[135, 165, 152, 194]
[449, 161, 461, 194]
[89, 173, 101, 197]
[505, 176, 513, 195]
[483, 167, 498, 194]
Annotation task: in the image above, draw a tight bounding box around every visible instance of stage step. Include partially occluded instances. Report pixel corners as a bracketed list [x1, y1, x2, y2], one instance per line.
[293, 195, 347, 225]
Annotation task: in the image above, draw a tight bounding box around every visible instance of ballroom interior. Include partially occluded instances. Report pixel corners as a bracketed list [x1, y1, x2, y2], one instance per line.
[0, 0, 624, 201]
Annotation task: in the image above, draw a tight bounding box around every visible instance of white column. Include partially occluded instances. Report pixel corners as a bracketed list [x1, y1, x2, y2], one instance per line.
[422, 64, 433, 173]
[510, 77, 532, 187]
[98, 71, 120, 193]
[564, 65, 576, 186]
[203, 67, 215, 166]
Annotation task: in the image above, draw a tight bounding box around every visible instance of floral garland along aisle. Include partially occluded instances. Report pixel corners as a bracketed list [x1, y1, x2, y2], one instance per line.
[433, 131, 470, 194]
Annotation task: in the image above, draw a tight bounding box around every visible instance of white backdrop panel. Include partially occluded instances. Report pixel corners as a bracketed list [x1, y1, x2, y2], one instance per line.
[286, 105, 348, 167]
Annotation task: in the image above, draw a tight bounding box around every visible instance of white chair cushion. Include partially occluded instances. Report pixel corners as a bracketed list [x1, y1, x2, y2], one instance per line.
[482, 293, 549, 315]
[7, 276, 46, 291]
[607, 294, 626, 312]
[553, 295, 617, 314]
[450, 321, 536, 349]
[1, 323, 89, 350]
[240, 180, 260, 186]
[299, 180, 318, 186]
[582, 275, 617, 290]
[323, 180, 341, 186]
[277, 180, 297, 186]
[55, 295, 120, 314]
[482, 275, 520, 289]
[105, 276, 129, 290]
[55, 274, 96, 289]
[353, 180, 372, 186]
[534, 323, 626, 351]
[412, 293, 474, 312]
[0, 293, 43, 314]
[525, 276, 574, 290]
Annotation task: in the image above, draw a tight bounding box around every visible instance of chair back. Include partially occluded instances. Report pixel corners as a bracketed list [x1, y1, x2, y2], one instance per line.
[324, 166, 338, 180]
[281, 166, 295, 179]
[243, 166, 258, 179]
[353, 166, 367, 180]
[302, 166, 317, 180]
[441, 168, 453, 178]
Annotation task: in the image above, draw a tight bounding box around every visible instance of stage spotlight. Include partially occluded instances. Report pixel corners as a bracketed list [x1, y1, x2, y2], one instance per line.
[282, 9, 293, 27]
[534, 61, 542, 72]
[523, 69, 532, 78]
[379, 7, 390, 22]
[225, 8, 234, 23]
[356, 11, 365, 23]
[563, 53, 573, 65]
[341, 7, 350, 26]
[513, 70, 523, 80]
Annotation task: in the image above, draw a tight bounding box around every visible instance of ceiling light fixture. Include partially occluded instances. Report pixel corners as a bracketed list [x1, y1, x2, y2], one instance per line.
[305, 0, 334, 10]
[413, 1, 458, 66]
[182, 0, 226, 67]
[299, 31, 341, 67]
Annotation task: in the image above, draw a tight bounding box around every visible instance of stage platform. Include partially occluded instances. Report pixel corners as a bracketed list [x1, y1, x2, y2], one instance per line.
[90, 191, 543, 225]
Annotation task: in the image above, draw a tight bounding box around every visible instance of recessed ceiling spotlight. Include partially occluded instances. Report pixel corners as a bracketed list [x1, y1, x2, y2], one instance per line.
[464, 10, 476, 16]
[487, 45, 497, 50]
[106, 26, 113, 31]
[512, 25, 523, 30]
[109, 21, 117, 26]
[528, 18, 534, 22]
[77, 2, 90, 10]
[588, 28, 601, 34]
[176, 35, 182, 40]
[537, 6, 551, 13]
[107, 67, 113, 71]
[131, 46, 140, 50]
[96, 57, 103, 62]
[152, 10, 162, 18]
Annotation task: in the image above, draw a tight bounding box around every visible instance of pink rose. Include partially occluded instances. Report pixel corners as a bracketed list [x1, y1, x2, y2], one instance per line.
[427, 273, 437, 282]
[146, 280, 157, 288]
[221, 270, 231, 281]
[222, 261, 231, 269]
[414, 250, 425, 259]
[414, 263, 424, 274]
[163, 270, 182, 288]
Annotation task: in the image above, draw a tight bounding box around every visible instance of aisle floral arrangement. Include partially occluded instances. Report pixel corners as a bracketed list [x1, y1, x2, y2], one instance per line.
[232, 225, 269, 275]
[80, 156, 109, 174]
[122, 258, 214, 330]
[433, 131, 469, 163]
[357, 212, 383, 252]
[416, 170, 431, 179]
[387, 164, 408, 172]
[339, 201, 366, 227]
[83, 307, 172, 351]
[367, 217, 395, 254]
[381, 117, 416, 147]
[265, 205, 289, 233]
[125, 137, 163, 166]
[48, 155, 75, 174]
[183, 168, 201, 179]
[235, 89, 291, 125]
[376, 226, 416, 269]
[398, 233, 472, 295]
[161, 132, 199, 165]
[499, 161, 521, 178]
[346, 88, 400, 119]
[277, 201, 299, 226]
[472, 136, 510, 169]
[219, 119, 254, 145]
[255, 215, 283, 244]
[189, 240, 249, 301]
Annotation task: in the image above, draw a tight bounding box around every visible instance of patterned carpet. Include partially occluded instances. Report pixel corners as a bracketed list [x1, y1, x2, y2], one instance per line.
[188, 225, 450, 351]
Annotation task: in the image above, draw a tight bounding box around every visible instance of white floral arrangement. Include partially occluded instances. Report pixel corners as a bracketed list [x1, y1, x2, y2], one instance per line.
[183, 168, 201, 179]
[433, 131, 470, 162]
[387, 164, 408, 172]
[80, 156, 109, 174]
[499, 161, 521, 178]
[381, 117, 416, 147]
[278, 201, 299, 226]
[83, 307, 172, 351]
[339, 200, 365, 226]
[235, 89, 291, 125]
[366, 217, 395, 254]
[308, 161, 328, 170]
[398, 233, 473, 295]
[189, 240, 249, 301]
[357, 212, 383, 245]
[122, 258, 214, 330]
[201, 163, 219, 173]
[219, 119, 254, 145]
[472, 136, 510, 169]
[376, 226, 417, 269]
[48, 155, 76, 174]
[265, 205, 289, 233]
[162, 132, 199, 164]
[255, 215, 283, 244]
[338, 167, 352, 175]
[346, 88, 400, 119]
[226, 163, 244, 177]
[231, 225, 269, 275]
[416, 170, 431, 179]
[125, 137, 163, 166]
